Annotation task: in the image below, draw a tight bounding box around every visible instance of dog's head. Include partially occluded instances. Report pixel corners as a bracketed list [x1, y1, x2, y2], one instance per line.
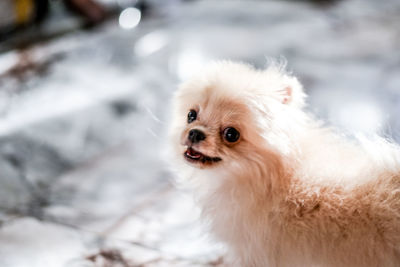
[169, 61, 306, 175]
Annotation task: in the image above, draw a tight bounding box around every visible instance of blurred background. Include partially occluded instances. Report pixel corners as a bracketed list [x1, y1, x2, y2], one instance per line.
[0, 0, 399, 266]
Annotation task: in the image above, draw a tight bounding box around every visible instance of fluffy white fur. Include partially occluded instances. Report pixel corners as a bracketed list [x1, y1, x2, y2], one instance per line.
[169, 61, 400, 267]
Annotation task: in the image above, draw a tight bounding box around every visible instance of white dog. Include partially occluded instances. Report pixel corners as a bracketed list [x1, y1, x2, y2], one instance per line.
[169, 61, 400, 267]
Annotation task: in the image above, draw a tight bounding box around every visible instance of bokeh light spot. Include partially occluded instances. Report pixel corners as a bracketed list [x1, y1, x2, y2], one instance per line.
[119, 7, 141, 30]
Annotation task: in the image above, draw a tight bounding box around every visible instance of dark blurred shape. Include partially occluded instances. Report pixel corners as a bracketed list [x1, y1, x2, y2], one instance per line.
[0, 0, 109, 43]
[64, 0, 107, 25]
[135, 0, 151, 17]
[288, 0, 343, 7]
[35, 0, 50, 23]
[0, 0, 49, 40]
[87, 250, 131, 266]
[110, 100, 137, 117]
[0, 49, 64, 86]
[0, 134, 72, 215]
[0, 0, 152, 52]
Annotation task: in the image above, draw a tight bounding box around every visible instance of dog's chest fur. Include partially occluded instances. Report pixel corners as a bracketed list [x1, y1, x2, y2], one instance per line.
[199, 172, 400, 267]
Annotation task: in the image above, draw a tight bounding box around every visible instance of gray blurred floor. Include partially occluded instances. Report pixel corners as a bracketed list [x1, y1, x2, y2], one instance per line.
[0, 0, 400, 266]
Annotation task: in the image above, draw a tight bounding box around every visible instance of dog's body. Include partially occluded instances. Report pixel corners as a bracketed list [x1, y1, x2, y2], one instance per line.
[169, 61, 400, 267]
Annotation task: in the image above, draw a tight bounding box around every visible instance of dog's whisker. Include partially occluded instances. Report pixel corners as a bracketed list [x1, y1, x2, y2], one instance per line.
[144, 106, 165, 124]
[146, 127, 160, 139]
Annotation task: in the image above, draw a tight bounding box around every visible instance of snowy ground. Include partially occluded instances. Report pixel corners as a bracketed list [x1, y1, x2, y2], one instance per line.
[0, 0, 399, 266]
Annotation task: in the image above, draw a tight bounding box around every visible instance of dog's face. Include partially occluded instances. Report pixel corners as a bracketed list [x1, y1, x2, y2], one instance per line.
[174, 90, 254, 169]
[170, 61, 305, 172]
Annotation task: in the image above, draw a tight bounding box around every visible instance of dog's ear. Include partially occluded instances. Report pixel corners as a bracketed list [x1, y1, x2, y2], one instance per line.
[277, 75, 306, 108]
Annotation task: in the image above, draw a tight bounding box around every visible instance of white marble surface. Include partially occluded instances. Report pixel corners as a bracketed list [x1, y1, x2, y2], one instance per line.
[0, 0, 399, 266]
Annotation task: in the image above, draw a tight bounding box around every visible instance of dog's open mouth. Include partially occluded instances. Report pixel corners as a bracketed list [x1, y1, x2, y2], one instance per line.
[184, 147, 221, 164]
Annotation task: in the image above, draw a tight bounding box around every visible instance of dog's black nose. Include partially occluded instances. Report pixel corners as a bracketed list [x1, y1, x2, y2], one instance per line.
[188, 129, 206, 143]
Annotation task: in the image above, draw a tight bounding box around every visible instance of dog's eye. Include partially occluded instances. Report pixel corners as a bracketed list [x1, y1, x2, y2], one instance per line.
[187, 109, 197, 123]
[223, 127, 240, 143]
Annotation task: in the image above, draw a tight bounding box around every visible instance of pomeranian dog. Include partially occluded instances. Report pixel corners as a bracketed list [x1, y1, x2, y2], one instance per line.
[169, 61, 400, 267]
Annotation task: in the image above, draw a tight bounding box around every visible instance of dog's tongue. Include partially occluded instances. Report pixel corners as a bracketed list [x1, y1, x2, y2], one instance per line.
[187, 148, 202, 159]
